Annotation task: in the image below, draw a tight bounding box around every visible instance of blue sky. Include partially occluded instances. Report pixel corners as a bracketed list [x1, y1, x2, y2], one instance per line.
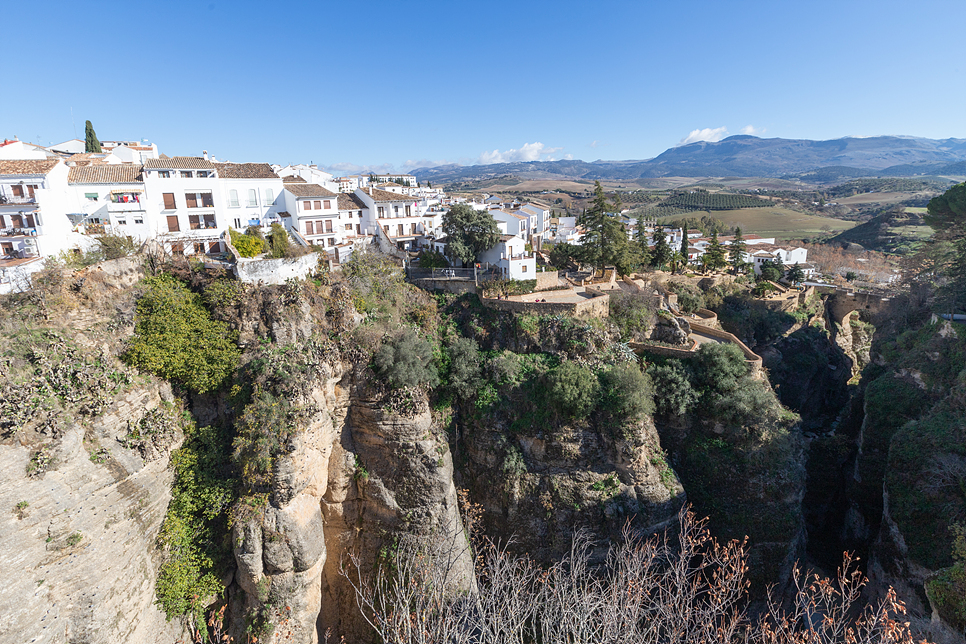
[3, 0, 964, 173]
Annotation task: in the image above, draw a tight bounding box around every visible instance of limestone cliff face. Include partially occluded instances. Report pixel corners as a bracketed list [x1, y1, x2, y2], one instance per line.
[226, 360, 475, 644]
[0, 382, 189, 644]
[459, 412, 685, 563]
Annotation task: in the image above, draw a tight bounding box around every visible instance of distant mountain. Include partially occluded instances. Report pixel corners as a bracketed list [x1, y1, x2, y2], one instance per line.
[411, 136, 966, 184]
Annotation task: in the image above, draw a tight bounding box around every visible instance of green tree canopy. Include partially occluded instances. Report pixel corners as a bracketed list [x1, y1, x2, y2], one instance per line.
[729, 227, 747, 274]
[123, 274, 240, 393]
[442, 204, 501, 265]
[786, 264, 806, 285]
[704, 230, 728, 272]
[577, 182, 629, 273]
[373, 329, 439, 390]
[84, 120, 101, 153]
[651, 225, 673, 269]
[926, 182, 966, 234]
[546, 361, 600, 419]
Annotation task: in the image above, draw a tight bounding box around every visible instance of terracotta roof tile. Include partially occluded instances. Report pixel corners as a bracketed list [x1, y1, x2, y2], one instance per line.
[213, 162, 279, 179]
[361, 186, 413, 202]
[0, 159, 60, 176]
[284, 183, 338, 198]
[144, 157, 215, 170]
[337, 193, 367, 211]
[68, 165, 144, 184]
[283, 175, 307, 183]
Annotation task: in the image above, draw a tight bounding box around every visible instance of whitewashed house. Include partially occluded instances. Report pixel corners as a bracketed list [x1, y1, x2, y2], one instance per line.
[276, 164, 338, 193]
[281, 183, 340, 249]
[478, 234, 536, 280]
[492, 209, 531, 241]
[142, 157, 227, 256]
[356, 186, 422, 251]
[67, 164, 150, 241]
[214, 163, 284, 231]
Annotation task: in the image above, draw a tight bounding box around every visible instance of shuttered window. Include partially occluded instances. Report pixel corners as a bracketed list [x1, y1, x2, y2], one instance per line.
[314, 201, 321, 210]
[163, 193, 176, 209]
[305, 221, 314, 234]
[186, 193, 198, 208]
[166, 215, 180, 232]
[248, 189, 257, 206]
[323, 200, 331, 209]
[229, 189, 239, 207]
[12, 186, 23, 197]
[303, 201, 312, 211]
[325, 220, 333, 233]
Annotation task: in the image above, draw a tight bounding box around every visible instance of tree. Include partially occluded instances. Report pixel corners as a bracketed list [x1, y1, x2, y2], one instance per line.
[704, 230, 728, 272]
[926, 182, 966, 313]
[445, 337, 482, 400]
[373, 329, 439, 390]
[729, 227, 747, 275]
[680, 234, 690, 270]
[925, 181, 966, 234]
[577, 182, 615, 273]
[650, 225, 673, 269]
[84, 120, 101, 153]
[786, 264, 806, 285]
[546, 362, 599, 419]
[442, 204, 500, 266]
[649, 360, 698, 417]
[759, 259, 783, 283]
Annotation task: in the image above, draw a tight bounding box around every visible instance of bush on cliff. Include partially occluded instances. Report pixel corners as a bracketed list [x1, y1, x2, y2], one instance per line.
[373, 329, 440, 390]
[598, 362, 655, 423]
[649, 359, 698, 417]
[123, 274, 240, 393]
[445, 337, 482, 400]
[546, 361, 599, 419]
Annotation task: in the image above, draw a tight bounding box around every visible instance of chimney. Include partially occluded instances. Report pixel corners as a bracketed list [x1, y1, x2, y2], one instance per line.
[368, 187, 372, 196]
[202, 150, 209, 161]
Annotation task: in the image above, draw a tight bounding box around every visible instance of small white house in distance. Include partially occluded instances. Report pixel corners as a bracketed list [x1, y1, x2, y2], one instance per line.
[356, 186, 423, 251]
[213, 163, 284, 230]
[516, 203, 550, 240]
[0, 139, 50, 160]
[100, 140, 160, 164]
[478, 234, 536, 280]
[67, 164, 150, 241]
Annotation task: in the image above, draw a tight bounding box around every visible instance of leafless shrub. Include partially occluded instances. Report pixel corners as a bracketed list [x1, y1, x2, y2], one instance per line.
[343, 507, 927, 644]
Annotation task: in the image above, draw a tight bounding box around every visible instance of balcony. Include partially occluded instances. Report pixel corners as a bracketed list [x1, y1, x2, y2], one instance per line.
[0, 227, 41, 238]
[0, 195, 37, 205]
[107, 201, 146, 212]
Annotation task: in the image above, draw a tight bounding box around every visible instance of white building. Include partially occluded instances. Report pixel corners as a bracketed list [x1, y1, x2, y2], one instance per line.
[67, 164, 150, 241]
[276, 164, 338, 193]
[492, 209, 531, 241]
[0, 159, 93, 261]
[100, 140, 160, 164]
[281, 183, 341, 248]
[516, 203, 551, 240]
[213, 163, 284, 231]
[142, 157, 227, 255]
[356, 186, 423, 251]
[477, 234, 536, 280]
[0, 139, 51, 160]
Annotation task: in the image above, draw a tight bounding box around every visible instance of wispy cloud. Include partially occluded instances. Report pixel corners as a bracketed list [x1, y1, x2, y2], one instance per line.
[739, 125, 765, 136]
[678, 127, 729, 146]
[589, 140, 600, 148]
[477, 142, 563, 164]
[402, 158, 452, 171]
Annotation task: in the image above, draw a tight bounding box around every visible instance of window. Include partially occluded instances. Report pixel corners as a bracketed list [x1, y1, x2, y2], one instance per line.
[345, 224, 352, 231]
[85, 192, 98, 201]
[181, 171, 193, 179]
[265, 188, 273, 204]
[328, 238, 335, 247]
[210, 241, 221, 253]
[397, 224, 404, 236]
[163, 193, 176, 210]
[313, 200, 321, 210]
[185, 192, 214, 208]
[410, 223, 416, 235]
[383, 225, 389, 233]
[248, 189, 257, 206]
[305, 221, 314, 235]
[189, 214, 217, 230]
[323, 200, 331, 209]
[197, 171, 210, 178]
[158, 171, 171, 179]
[194, 242, 205, 254]
[170, 242, 184, 255]
[229, 189, 239, 207]
[234, 218, 241, 228]
[166, 215, 180, 232]
[358, 210, 363, 218]
[378, 207, 385, 217]
[134, 217, 143, 225]
[394, 206, 399, 216]
[186, 193, 197, 209]
[117, 219, 127, 226]
[521, 264, 528, 273]
[325, 220, 333, 233]
[356, 224, 361, 235]
[303, 201, 312, 211]
[12, 185, 23, 197]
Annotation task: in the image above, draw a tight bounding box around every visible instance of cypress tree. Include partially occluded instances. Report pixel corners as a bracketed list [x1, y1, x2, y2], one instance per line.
[84, 120, 101, 153]
[680, 233, 689, 270]
[650, 225, 673, 269]
[729, 227, 747, 274]
[706, 230, 728, 272]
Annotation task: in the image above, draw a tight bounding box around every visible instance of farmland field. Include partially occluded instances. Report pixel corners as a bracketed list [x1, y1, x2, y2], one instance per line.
[836, 192, 919, 205]
[659, 206, 855, 238]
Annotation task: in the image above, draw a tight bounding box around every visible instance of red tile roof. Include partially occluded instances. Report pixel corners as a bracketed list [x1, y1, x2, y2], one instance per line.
[213, 163, 279, 179]
[0, 159, 60, 176]
[68, 165, 144, 184]
[284, 183, 338, 198]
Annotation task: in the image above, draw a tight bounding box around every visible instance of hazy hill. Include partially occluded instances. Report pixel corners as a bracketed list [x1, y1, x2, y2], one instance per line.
[412, 135, 966, 184]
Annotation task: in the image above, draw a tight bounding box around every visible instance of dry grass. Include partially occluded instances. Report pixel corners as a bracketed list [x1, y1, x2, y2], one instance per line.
[661, 206, 854, 237]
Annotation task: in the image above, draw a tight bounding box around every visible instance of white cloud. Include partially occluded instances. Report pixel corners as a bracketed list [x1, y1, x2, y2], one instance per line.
[589, 140, 600, 148]
[739, 125, 765, 136]
[476, 142, 563, 165]
[402, 158, 451, 171]
[678, 127, 730, 146]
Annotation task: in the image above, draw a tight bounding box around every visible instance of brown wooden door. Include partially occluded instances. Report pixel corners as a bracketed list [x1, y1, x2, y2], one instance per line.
[1, 242, 13, 256]
[24, 215, 35, 228]
[166, 215, 180, 232]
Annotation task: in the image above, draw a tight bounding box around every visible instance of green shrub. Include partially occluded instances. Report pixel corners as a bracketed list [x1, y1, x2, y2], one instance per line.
[232, 389, 300, 488]
[123, 274, 240, 393]
[609, 292, 656, 341]
[202, 278, 244, 309]
[97, 233, 141, 260]
[416, 249, 449, 269]
[156, 424, 235, 636]
[268, 223, 290, 258]
[373, 329, 439, 390]
[693, 343, 748, 396]
[712, 378, 779, 427]
[667, 282, 705, 314]
[598, 362, 655, 422]
[446, 337, 481, 400]
[648, 360, 698, 417]
[546, 362, 599, 419]
[229, 228, 265, 258]
[488, 351, 523, 387]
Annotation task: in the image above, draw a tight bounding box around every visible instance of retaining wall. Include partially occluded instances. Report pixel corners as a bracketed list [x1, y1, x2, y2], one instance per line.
[629, 341, 697, 360]
[481, 289, 609, 319]
[225, 237, 321, 285]
[412, 278, 478, 295]
[534, 270, 562, 291]
[690, 322, 763, 373]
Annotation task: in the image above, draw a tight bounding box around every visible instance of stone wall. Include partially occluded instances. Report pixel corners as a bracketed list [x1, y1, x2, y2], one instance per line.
[234, 253, 321, 285]
[411, 278, 479, 295]
[534, 270, 561, 291]
[629, 341, 698, 360]
[481, 289, 609, 319]
[691, 322, 763, 373]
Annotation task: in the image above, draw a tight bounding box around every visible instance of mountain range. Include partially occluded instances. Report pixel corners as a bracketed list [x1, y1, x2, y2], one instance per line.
[411, 135, 966, 184]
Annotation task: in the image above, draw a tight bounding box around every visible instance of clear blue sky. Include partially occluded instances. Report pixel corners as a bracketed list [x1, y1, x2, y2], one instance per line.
[3, 0, 964, 173]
